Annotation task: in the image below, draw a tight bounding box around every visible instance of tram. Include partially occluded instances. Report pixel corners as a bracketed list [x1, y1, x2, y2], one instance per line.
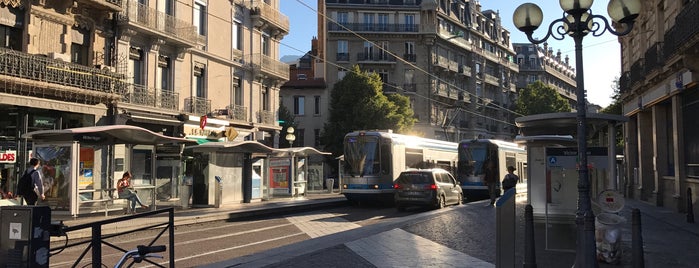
[457, 139, 527, 200]
[341, 130, 458, 203]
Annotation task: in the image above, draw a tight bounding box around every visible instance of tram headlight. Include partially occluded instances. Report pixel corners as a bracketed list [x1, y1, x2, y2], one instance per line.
[343, 184, 347, 189]
[373, 185, 379, 189]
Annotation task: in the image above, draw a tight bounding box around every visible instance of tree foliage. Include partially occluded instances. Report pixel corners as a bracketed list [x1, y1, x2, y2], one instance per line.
[278, 103, 298, 148]
[600, 77, 624, 151]
[321, 65, 416, 156]
[515, 81, 572, 115]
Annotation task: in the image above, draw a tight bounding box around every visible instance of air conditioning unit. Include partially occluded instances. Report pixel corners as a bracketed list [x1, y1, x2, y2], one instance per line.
[48, 52, 71, 62]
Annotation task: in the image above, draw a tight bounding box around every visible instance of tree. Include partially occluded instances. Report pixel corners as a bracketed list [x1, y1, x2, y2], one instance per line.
[278, 104, 297, 148]
[321, 65, 416, 156]
[515, 81, 572, 115]
[600, 77, 624, 151]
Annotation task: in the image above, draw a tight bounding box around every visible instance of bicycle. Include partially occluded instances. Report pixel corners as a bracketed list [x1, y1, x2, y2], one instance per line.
[114, 245, 167, 268]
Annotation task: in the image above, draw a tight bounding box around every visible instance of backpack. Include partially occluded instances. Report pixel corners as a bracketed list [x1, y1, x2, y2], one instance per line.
[502, 173, 517, 189]
[17, 169, 36, 196]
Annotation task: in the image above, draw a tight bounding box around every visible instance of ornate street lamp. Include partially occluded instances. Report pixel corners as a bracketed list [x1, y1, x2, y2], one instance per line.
[285, 126, 296, 148]
[513, 0, 641, 267]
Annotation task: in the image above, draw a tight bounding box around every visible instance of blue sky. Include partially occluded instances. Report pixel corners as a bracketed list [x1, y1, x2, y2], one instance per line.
[280, 0, 622, 107]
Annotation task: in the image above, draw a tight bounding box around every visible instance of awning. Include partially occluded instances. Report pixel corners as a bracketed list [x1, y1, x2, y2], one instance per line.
[272, 147, 332, 157]
[186, 141, 276, 154]
[22, 125, 197, 145]
[185, 136, 224, 145]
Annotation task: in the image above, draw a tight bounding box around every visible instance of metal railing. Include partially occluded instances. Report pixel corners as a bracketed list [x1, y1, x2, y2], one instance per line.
[250, 0, 290, 33]
[356, 52, 396, 62]
[257, 110, 275, 124]
[336, 53, 350, 61]
[327, 22, 419, 33]
[250, 53, 289, 80]
[0, 48, 125, 99]
[227, 104, 247, 121]
[119, 84, 179, 111]
[184, 96, 211, 115]
[52, 208, 175, 267]
[644, 42, 664, 74]
[119, 0, 198, 45]
[663, 0, 699, 60]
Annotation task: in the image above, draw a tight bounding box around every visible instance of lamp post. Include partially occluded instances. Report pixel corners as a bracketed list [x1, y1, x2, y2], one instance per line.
[513, 1, 641, 267]
[285, 126, 296, 148]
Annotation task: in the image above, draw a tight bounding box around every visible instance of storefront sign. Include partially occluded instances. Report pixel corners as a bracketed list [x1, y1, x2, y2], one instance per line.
[0, 151, 17, 163]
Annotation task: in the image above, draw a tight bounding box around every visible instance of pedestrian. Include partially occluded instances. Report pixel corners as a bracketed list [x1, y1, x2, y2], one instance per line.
[502, 166, 519, 193]
[117, 171, 148, 213]
[17, 158, 44, 205]
[483, 159, 497, 206]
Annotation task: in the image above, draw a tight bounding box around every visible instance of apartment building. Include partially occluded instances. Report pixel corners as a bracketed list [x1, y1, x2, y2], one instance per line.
[319, 0, 519, 142]
[512, 43, 577, 108]
[619, 0, 698, 216]
[0, 0, 288, 206]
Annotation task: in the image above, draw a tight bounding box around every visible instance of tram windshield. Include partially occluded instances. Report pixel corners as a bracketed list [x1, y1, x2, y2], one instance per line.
[457, 142, 491, 180]
[343, 135, 380, 176]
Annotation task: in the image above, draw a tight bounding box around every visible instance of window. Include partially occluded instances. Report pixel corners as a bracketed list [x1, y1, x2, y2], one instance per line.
[314, 96, 321, 115]
[314, 129, 321, 146]
[337, 40, 348, 61]
[0, 25, 21, 50]
[337, 12, 348, 25]
[404, 14, 415, 31]
[194, 1, 207, 36]
[296, 128, 305, 147]
[294, 96, 305, 115]
[363, 13, 374, 31]
[262, 86, 269, 111]
[71, 26, 89, 65]
[405, 42, 415, 61]
[129, 47, 144, 85]
[157, 55, 171, 90]
[363, 41, 373, 60]
[378, 13, 389, 31]
[262, 33, 270, 56]
[234, 77, 242, 105]
[379, 41, 389, 60]
[194, 63, 206, 98]
[232, 20, 243, 50]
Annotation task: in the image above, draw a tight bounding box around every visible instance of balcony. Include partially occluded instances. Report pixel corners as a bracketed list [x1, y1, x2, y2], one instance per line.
[458, 64, 471, 76]
[629, 59, 645, 87]
[403, 83, 417, 93]
[257, 110, 276, 125]
[483, 73, 500, 86]
[644, 42, 664, 74]
[336, 53, 350, 62]
[227, 104, 248, 121]
[119, 84, 179, 111]
[250, 1, 290, 36]
[357, 52, 396, 63]
[118, 1, 198, 47]
[327, 22, 419, 33]
[432, 54, 450, 70]
[249, 54, 289, 81]
[0, 47, 124, 103]
[184, 96, 211, 115]
[663, 0, 699, 60]
[403, 54, 417, 62]
[77, 0, 123, 11]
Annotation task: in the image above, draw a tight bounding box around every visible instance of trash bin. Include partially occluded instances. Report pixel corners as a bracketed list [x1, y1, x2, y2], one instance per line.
[179, 185, 191, 209]
[595, 190, 626, 264]
[326, 179, 334, 193]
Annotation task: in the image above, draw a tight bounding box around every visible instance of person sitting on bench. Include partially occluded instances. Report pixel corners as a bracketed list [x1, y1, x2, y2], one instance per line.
[117, 171, 148, 213]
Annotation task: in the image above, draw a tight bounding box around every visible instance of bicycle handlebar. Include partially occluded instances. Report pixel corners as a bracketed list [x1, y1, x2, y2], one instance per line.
[138, 245, 166, 255]
[114, 245, 166, 268]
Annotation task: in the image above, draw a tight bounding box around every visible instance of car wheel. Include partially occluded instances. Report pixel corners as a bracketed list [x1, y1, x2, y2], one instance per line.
[456, 193, 463, 205]
[436, 195, 446, 209]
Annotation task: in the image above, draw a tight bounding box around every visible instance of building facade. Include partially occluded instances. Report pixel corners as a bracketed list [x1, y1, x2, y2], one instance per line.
[0, 0, 289, 206]
[320, 0, 519, 142]
[512, 43, 577, 108]
[619, 0, 698, 216]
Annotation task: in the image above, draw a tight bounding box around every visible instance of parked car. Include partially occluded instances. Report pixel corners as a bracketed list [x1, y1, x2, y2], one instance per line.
[394, 169, 463, 211]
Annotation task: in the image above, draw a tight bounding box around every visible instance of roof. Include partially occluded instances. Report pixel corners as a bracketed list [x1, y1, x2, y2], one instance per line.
[22, 125, 196, 145]
[515, 112, 627, 136]
[271, 147, 332, 157]
[185, 141, 276, 154]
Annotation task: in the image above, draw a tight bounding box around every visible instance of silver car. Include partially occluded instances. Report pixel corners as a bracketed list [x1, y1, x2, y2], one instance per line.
[394, 169, 463, 211]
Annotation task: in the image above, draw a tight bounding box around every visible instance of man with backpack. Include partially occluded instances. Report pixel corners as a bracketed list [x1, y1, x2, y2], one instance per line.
[17, 158, 44, 205]
[501, 166, 519, 193]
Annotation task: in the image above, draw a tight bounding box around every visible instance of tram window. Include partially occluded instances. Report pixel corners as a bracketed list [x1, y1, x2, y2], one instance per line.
[380, 143, 391, 174]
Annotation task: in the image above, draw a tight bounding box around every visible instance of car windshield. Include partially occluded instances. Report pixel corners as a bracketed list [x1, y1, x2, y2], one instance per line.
[396, 173, 431, 184]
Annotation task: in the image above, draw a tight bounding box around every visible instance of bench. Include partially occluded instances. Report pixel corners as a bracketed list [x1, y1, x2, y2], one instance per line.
[78, 188, 117, 217]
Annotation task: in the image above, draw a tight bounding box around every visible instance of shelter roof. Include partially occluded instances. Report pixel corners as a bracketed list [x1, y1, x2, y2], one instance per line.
[515, 112, 627, 137]
[186, 141, 276, 154]
[22, 125, 196, 145]
[271, 147, 332, 157]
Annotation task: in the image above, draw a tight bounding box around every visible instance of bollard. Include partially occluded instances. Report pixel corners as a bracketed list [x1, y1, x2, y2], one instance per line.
[523, 204, 537, 268]
[632, 208, 645, 268]
[687, 188, 695, 224]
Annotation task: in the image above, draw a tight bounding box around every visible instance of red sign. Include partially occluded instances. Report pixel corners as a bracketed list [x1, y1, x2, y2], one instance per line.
[199, 116, 207, 129]
[0, 151, 17, 163]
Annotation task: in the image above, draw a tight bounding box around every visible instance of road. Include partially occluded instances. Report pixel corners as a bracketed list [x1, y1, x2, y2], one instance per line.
[48, 203, 444, 267]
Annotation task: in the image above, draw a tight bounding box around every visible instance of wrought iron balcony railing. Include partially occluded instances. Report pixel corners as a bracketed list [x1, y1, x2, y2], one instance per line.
[357, 52, 396, 62]
[118, 84, 179, 111]
[403, 54, 416, 62]
[249, 53, 289, 80]
[629, 59, 645, 87]
[0, 47, 125, 101]
[184, 96, 211, 115]
[78, 0, 123, 11]
[327, 22, 419, 33]
[336, 53, 350, 61]
[663, 0, 699, 60]
[644, 42, 664, 74]
[226, 104, 247, 121]
[119, 1, 198, 46]
[257, 110, 275, 125]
